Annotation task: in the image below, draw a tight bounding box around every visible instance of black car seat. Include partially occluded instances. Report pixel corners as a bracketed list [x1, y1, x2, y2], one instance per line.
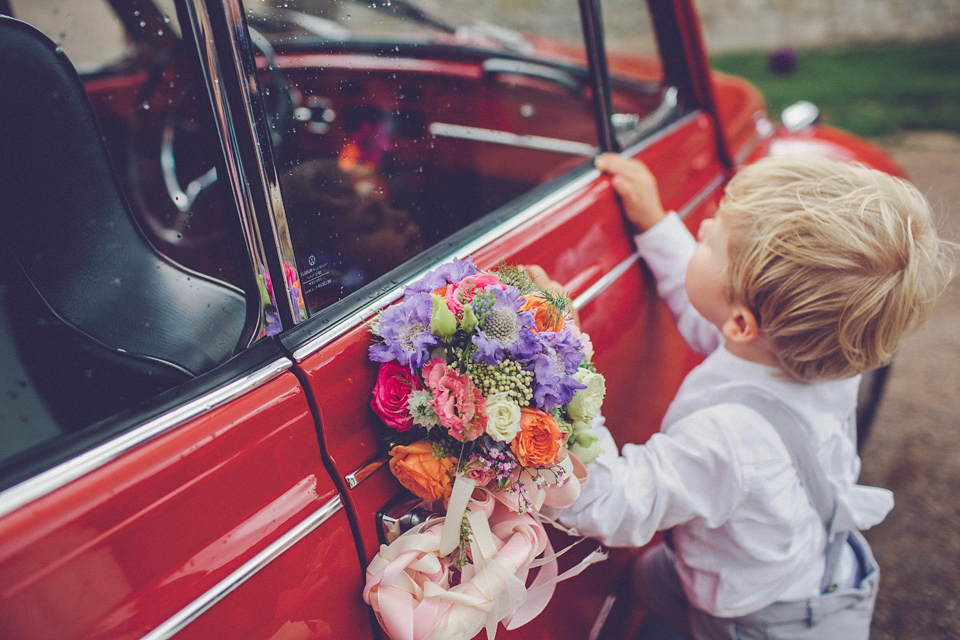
[0, 16, 248, 431]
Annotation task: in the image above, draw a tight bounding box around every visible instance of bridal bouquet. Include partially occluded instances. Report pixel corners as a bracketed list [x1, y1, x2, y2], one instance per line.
[362, 258, 606, 640]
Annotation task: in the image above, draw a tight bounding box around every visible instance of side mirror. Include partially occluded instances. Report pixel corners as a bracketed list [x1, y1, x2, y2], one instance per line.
[781, 100, 820, 132]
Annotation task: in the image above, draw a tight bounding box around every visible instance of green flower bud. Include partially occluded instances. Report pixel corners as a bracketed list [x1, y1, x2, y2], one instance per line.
[430, 293, 458, 341]
[460, 301, 479, 333]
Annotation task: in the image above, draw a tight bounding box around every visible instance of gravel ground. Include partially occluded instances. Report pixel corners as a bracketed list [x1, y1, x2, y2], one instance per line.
[859, 131, 960, 640]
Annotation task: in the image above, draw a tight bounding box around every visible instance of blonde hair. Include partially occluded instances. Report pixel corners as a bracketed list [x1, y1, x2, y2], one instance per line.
[720, 156, 954, 381]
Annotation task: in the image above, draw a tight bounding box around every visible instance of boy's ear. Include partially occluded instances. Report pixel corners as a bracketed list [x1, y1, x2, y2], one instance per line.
[722, 305, 760, 343]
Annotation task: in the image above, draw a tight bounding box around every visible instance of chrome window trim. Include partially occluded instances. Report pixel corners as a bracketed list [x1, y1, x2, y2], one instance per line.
[572, 250, 642, 311]
[0, 358, 292, 520]
[617, 108, 698, 158]
[680, 171, 726, 220]
[182, 0, 304, 334]
[142, 496, 344, 640]
[216, 0, 308, 325]
[428, 122, 600, 156]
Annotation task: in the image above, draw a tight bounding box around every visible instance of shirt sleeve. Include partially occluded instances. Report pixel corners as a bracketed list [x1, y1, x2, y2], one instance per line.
[558, 411, 745, 547]
[633, 212, 722, 355]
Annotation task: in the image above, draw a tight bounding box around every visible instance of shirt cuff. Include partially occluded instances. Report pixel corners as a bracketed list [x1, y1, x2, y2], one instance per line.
[632, 211, 684, 253]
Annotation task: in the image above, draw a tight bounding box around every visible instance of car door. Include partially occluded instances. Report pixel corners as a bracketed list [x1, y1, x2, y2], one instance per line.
[0, 2, 372, 638]
[265, 0, 730, 637]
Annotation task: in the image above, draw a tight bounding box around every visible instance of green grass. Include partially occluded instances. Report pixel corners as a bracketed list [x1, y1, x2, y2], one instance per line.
[710, 38, 960, 139]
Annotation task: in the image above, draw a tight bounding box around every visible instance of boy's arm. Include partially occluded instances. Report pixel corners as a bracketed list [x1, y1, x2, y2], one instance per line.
[596, 153, 722, 354]
[634, 215, 722, 354]
[558, 411, 745, 547]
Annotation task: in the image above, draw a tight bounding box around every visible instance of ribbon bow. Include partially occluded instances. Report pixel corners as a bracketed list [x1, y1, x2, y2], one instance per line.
[363, 453, 606, 640]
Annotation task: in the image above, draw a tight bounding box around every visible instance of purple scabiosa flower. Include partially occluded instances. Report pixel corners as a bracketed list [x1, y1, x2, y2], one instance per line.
[368, 292, 438, 370]
[530, 329, 586, 411]
[471, 285, 541, 365]
[405, 257, 478, 294]
[548, 328, 585, 375]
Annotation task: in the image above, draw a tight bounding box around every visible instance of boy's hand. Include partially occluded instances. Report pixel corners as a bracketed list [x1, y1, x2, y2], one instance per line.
[594, 153, 666, 232]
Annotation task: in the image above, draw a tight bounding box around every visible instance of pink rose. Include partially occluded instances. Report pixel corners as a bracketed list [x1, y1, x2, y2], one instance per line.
[444, 274, 503, 315]
[370, 362, 420, 431]
[464, 465, 494, 487]
[422, 359, 486, 441]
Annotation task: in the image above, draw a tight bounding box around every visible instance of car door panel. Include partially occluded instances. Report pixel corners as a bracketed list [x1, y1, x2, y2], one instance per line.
[292, 326, 392, 561]
[163, 500, 374, 640]
[0, 352, 363, 639]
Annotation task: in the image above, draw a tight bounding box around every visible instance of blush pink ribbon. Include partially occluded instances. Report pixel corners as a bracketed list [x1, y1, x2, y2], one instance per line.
[363, 452, 605, 640]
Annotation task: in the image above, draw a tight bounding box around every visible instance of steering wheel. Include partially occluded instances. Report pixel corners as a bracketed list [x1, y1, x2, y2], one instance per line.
[127, 32, 297, 264]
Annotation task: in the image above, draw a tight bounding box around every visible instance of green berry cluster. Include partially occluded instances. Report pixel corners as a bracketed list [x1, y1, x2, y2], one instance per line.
[466, 359, 534, 405]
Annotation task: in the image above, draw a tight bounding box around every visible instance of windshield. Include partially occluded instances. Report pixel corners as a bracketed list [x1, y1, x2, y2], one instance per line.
[245, 0, 557, 55]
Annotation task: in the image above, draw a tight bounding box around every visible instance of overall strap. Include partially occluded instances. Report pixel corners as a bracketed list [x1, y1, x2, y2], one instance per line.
[721, 387, 850, 594]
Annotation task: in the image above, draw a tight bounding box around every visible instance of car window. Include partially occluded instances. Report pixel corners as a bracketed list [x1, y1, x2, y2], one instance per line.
[250, 0, 670, 316]
[0, 1, 257, 481]
[8, 0, 130, 71]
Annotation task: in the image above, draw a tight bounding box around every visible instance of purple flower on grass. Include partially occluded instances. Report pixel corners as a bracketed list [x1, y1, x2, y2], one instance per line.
[369, 292, 438, 370]
[405, 257, 478, 294]
[471, 286, 541, 365]
[531, 329, 586, 410]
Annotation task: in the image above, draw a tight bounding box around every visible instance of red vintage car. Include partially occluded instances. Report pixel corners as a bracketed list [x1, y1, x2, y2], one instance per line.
[0, 0, 900, 638]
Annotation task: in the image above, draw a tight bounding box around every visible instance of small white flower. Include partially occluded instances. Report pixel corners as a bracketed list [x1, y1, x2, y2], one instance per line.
[484, 391, 522, 442]
[408, 389, 440, 429]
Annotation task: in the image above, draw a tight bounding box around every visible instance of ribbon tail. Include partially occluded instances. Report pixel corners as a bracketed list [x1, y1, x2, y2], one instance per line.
[504, 545, 607, 631]
[440, 475, 477, 557]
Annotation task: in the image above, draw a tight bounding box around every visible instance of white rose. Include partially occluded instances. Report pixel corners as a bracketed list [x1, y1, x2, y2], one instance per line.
[570, 419, 592, 434]
[569, 430, 603, 465]
[484, 391, 522, 442]
[566, 369, 605, 423]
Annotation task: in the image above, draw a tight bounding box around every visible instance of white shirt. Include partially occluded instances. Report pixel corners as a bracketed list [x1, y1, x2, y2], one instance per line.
[559, 213, 894, 617]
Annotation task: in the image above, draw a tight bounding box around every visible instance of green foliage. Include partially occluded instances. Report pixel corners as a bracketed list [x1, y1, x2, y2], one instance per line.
[493, 262, 536, 293]
[711, 38, 960, 138]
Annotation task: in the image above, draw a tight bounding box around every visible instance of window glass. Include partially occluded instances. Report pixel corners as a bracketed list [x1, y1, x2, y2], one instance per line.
[600, 0, 669, 147]
[249, 0, 603, 315]
[9, 0, 129, 71]
[1, 1, 251, 475]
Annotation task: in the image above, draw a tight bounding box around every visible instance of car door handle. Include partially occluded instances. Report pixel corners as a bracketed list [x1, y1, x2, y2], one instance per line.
[377, 494, 438, 544]
[482, 58, 581, 94]
[345, 456, 388, 488]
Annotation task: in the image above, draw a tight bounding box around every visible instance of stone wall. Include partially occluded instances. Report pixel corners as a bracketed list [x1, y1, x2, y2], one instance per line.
[694, 0, 960, 52]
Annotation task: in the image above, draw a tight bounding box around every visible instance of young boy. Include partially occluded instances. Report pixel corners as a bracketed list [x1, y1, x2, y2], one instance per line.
[557, 153, 954, 639]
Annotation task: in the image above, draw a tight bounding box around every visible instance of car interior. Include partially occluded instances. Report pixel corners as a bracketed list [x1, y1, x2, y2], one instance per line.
[0, 15, 248, 441]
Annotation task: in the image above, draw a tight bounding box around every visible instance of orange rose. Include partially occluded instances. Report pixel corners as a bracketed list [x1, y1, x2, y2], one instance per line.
[388, 441, 456, 502]
[511, 408, 563, 467]
[519, 293, 564, 332]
